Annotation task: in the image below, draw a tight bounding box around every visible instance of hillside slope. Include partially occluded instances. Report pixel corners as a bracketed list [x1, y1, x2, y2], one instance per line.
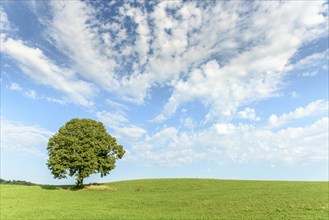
[1, 178, 328, 219]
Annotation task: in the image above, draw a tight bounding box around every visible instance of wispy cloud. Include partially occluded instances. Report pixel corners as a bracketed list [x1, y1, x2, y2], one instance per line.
[24, 90, 37, 100]
[106, 99, 129, 112]
[49, 1, 119, 95]
[2, 38, 95, 107]
[1, 119, 53, 158]
[9, 82, 37, 100]
[95, 111, 147, 145]
[8, 82, 67, 104]
[9, 82, 22, 91]
[291, 91, 299, 98]
[290, 50, 329, 77]
[0, 7, 13, 39]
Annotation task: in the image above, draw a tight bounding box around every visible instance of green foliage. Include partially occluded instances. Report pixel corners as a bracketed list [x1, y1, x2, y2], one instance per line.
[47, 118, 125, 187]
[1, 179, 328, 219]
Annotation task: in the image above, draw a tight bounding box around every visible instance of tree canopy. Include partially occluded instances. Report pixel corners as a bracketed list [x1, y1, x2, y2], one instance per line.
[47, 118, 125, 187]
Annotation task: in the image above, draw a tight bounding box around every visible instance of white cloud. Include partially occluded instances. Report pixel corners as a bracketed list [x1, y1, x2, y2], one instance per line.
[95, 111, 147, 145]
[270, 118, 329, 164]
[299, 71, 318, 77]
[180, 116, 197, 130]
[290, 50, 329, 76]
[215, 123, 239, 135]
[9, 82, 67, 104]
[1, 119, 53, 158]
[116, 125, 148, 143]
[47, 1, 159, 104]
[2, 38, 96, 107]
[96, 111, 129, 127]
[130, 117, 328, 166]
[9, 82, 22, 91]
[0, 7, 12, 39]
[269, 100, 328, 128]
[2, 1, 327, 110]
[157, 59, 283, 122]
[291, 91, 298, 98]
[7, 0, 323, 114]
[154, 1, 327, 122]
[45, 97, 67, 105]
[106, 99, 129, 112]
[237, 107, 260, 121]
[2, 0, 327, 176]
[9, 82, 37, 100]
[24, 90, 37, 100]
[151, 114, 166, 123]
[130, 126, 204, 167]
[49, 1, 119, 93]
[2, 1, 327, 170]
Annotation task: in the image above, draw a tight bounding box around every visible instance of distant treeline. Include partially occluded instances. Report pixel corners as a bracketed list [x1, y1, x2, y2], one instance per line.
[0, 178, 36, 186]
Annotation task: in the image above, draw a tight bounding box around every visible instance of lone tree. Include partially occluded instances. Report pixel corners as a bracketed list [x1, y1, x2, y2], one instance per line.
[47, 118, 125, 188]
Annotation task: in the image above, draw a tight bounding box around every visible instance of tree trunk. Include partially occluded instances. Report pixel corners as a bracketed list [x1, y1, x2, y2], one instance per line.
[76, 170, 84, 188]
[76, 178, 83, 188]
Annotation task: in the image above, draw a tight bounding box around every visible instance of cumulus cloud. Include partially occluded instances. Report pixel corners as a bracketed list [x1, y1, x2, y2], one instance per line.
[1, 119, 53, 158]
[180, 116, 197, 130]
[130, 126, 204, 166]
[131, 117, 328, 166]
[131, 99, 329, 166]
[269, 100, 329, 128]
[157, 59, 283, 122]
[237, 107, 260, 121]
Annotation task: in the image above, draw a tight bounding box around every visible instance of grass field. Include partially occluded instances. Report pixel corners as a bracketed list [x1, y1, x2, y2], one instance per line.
[1, 178, 328, 219]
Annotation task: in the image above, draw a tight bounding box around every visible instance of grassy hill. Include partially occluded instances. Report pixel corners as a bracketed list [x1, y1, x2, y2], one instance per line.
[1, 178, 328, 219]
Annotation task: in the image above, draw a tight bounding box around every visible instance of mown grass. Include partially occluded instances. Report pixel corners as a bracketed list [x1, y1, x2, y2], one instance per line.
[1, 179, 328, 219]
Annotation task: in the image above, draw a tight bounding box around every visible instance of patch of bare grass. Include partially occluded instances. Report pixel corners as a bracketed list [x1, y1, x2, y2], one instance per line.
[84, 184, 117, 191]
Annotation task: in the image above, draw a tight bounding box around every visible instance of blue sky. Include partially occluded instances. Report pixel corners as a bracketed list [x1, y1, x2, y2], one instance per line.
[1, 1, 328, 184]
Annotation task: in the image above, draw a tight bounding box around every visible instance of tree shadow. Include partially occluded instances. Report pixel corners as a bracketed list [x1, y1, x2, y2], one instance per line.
[40, 182, 104, 191]
[40, 185, 81, 191]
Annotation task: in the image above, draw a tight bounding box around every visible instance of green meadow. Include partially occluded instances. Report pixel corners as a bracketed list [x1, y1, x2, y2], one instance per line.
[1, 179, 328, 219]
